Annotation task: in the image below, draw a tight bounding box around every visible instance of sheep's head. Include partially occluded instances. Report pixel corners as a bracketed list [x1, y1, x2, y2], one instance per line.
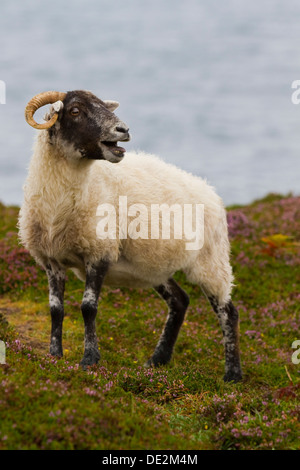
[25, 90, 131, 163]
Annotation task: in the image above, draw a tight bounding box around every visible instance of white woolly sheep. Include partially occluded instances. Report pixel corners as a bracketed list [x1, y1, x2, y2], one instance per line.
[18, 90, 242, 382]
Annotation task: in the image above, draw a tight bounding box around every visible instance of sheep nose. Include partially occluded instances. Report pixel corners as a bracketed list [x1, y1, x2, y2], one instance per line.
[116, 126, 130, 141]
[116, 126, 129, 134]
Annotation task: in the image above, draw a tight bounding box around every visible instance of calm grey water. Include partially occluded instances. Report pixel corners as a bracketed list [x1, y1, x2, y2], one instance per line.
[0, 0, 300, 206]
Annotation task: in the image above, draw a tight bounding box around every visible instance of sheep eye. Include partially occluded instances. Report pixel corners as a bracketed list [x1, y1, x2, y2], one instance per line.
[70, 107, 80, 116]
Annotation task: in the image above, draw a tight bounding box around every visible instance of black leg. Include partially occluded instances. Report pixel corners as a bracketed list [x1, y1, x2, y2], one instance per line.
[80, 259, 109, 369]
[145, 278, 189, 367]
[208, 296, 242, 383]
[46, 262, 65, 357]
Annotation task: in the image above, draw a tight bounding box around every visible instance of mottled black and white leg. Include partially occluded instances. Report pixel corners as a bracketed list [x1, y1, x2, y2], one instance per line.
[46, 261, 66, 358]
[208, 295, 242, 383]
[80, 259, 109, 369]
[145, 278, 189, 367]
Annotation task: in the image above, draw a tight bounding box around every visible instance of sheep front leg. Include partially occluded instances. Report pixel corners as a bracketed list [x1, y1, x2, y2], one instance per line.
[80, 259, 109, 369]
[46, 262, 65, 358]
[145, 278, 189, 367]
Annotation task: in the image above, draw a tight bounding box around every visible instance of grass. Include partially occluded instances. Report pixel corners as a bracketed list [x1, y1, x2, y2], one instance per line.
[0, 194, 299, 450]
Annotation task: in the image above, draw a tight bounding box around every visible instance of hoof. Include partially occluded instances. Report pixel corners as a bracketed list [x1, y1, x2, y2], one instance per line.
[80, 348, 100, 369]
[50, 343, 63, 358]
[224, 370, 243, 383]
[144, 353, 171, 368]
[144, 358, 156, 368]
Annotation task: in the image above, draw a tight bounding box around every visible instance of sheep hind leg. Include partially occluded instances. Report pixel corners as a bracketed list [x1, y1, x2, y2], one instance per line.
[207, 294, 242, 383]
[145, 278, 189, 368]
[80, 259, 109, 369]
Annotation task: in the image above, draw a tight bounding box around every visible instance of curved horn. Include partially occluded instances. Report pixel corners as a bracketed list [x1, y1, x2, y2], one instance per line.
[25, 91, 67, 129]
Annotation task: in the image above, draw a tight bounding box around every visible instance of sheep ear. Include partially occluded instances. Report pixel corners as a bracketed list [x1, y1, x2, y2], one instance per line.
[104, 100, 119, 112]
[43, 100, 64, 121]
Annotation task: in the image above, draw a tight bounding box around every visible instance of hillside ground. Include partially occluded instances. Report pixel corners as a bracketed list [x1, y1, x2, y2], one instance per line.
[0, 194, 299, 450]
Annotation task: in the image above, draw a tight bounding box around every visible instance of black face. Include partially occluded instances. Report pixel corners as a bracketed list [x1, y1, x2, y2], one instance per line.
[49, 90, 130, 163]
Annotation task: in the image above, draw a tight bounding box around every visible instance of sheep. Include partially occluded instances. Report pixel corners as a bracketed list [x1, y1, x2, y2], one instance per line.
[18, 90, 242, 382]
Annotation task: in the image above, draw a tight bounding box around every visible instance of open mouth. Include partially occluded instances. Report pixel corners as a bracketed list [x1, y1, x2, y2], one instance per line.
[102, 141, 126, 158]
